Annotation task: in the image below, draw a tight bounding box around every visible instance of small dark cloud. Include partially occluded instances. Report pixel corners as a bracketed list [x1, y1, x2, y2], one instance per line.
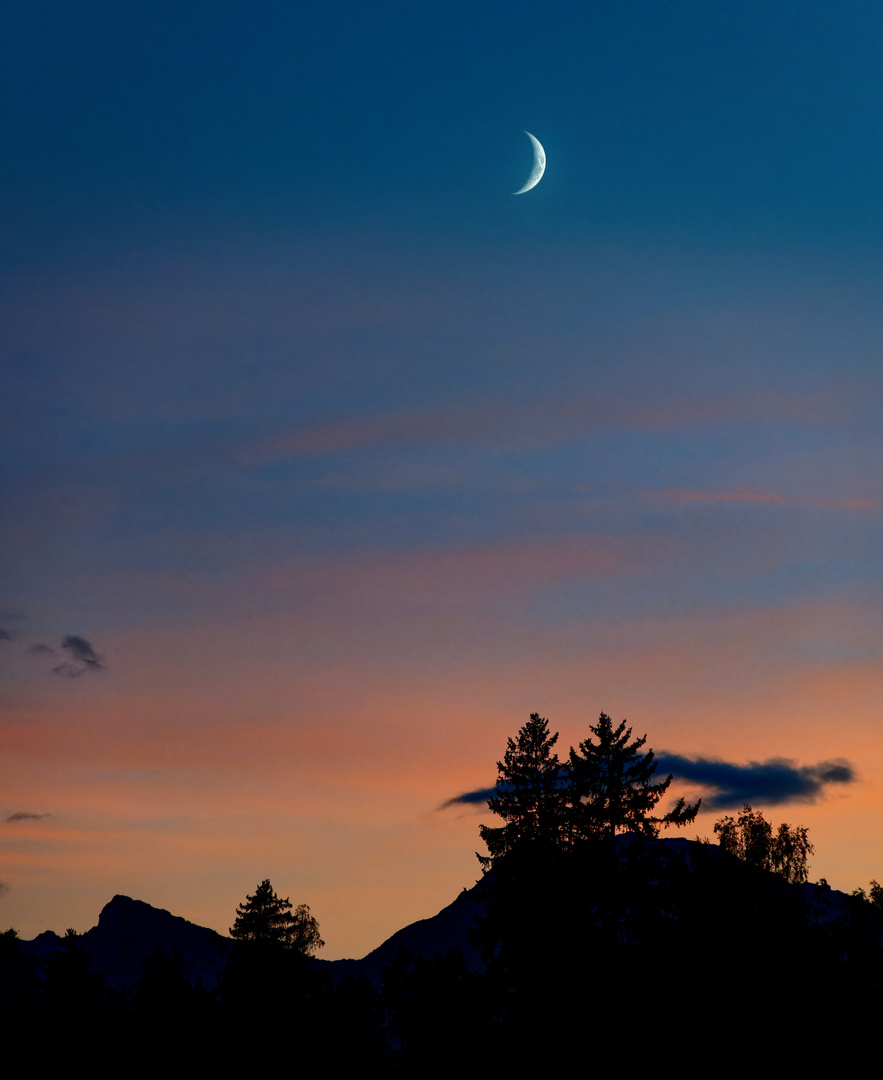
[438, 787, 498, 811]
[5, 812, 53, 824]
[0, 881, 8, 898]
[27, 643, 56, 656]
[656, 754, 856, 810]
[61, 634, 103, 667]
[0, 628, 12, 642]
[441, 754, 855, 813]
[52, 634, 105, 678]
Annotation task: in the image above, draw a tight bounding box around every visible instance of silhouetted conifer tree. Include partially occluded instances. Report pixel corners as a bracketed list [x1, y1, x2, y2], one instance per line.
[128, 944, 216, 1065]
[222, 880, 328, 1067]
[330, 974, 390, 1069]
[43, 928, 119, 1043]
[0, 929, 40, 1053]
[568, 712, 700, 851]
[380, 944, 488, 1069]
[131, 944, 203, 1021]
[472, 708, 703, 1056]
[229, 879, 324, 954]
[477, 713, 567, 871]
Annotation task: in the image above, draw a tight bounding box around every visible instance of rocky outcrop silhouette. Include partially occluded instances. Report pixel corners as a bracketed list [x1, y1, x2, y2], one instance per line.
[20, 894, 228, 989]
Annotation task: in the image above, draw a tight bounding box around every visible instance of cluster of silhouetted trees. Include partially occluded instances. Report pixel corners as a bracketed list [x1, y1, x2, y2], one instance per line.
[478, 711, 700, 865]
[2, 711, 883, 1067]
[471, 712, 883, 1065]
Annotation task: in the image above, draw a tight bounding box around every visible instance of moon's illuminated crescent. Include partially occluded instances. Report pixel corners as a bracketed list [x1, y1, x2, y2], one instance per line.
[512, 131, 546, 195]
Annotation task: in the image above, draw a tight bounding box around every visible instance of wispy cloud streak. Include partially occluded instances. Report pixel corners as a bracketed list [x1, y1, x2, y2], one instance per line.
[240, 391, 846, 463]
[638, 489, 878, 510]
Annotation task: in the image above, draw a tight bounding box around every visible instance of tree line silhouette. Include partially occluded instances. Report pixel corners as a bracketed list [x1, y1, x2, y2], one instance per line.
[2, 710, 882, 1067]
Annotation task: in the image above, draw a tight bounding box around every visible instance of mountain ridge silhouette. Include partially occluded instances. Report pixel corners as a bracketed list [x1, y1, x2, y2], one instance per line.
[16, 836, 860, 989]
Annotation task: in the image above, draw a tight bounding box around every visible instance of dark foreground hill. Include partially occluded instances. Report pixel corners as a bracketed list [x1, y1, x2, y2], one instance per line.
[4, 837, 883, 1068]
[12, 836, 877, 988]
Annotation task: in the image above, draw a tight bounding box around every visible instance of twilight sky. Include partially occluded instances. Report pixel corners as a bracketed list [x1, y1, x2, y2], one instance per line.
[2, 1, 883, 958]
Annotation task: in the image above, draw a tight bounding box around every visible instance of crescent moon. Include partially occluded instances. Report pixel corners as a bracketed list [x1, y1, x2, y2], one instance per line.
[512, 131, 546, 195]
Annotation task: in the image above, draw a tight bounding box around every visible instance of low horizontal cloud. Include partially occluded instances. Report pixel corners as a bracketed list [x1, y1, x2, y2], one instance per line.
[52, 635, 105, 678]
[441, 755, 855, 813]
[655, 754, 855, 810]
[240, 391, 844, 464]
[638, 489, 878, 510]
[5, 812, 53, 824]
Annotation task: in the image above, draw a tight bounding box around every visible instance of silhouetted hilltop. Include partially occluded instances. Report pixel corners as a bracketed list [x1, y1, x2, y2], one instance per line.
[20, 894, 228, 989]
[13, 837, 878, 993]
[18, 885, 484, 989]
[5, 836, 883, 1069]
[319, 835, 699, 983]
[318, 885, 484, 984]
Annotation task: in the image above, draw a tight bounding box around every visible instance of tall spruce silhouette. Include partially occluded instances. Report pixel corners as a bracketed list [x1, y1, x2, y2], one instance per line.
[568, 712, 700, 851]
[472, 714, 569, 1025]
[477, 713, 566, 871]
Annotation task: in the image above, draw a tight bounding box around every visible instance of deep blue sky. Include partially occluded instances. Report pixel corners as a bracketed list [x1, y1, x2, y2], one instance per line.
[7, 2, 883, 246]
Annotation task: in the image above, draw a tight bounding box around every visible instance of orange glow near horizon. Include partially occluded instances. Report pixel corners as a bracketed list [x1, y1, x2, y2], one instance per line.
[3, 574, 882, 958]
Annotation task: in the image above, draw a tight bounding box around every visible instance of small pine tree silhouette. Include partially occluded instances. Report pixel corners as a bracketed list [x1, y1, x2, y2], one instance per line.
[230, 880, 324, 954]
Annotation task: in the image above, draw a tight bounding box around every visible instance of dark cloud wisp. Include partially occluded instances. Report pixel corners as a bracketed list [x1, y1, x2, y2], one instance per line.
[5, 812, 53, 824]
[438, 787, 499, 811]
[27, 643, 56, 656]
[52, 635, 105, 678]
[655, 754, 855, 810]
[441, 755, 855, 814]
